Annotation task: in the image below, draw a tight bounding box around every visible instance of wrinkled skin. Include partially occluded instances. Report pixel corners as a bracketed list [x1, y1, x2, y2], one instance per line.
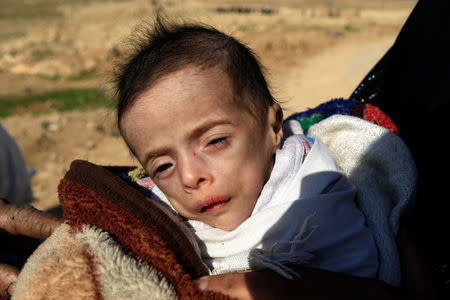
[0, 200, 63, 297]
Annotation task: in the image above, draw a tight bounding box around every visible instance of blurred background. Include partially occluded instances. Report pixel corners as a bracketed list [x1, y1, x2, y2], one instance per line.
[0, 0, 416, 211]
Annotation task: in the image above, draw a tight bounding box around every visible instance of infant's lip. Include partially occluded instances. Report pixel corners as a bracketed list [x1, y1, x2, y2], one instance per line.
[195, 195, 230, 213]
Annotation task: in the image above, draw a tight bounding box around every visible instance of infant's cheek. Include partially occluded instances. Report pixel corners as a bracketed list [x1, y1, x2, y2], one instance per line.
[240, 164, 267, 198]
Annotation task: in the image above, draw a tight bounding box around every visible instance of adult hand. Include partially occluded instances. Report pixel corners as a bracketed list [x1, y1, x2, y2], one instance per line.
[194, 267, 400, 300]
[0, 200, 63, 297]
[194, 270, 295, 300]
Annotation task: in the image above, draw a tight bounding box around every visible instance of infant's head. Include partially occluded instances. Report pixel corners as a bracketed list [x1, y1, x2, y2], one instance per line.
[116, 19, 283, 231]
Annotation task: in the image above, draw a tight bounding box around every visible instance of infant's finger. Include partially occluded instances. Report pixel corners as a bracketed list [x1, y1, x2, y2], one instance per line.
[0, 263, 19, 297]
[0, 204, 63, 240]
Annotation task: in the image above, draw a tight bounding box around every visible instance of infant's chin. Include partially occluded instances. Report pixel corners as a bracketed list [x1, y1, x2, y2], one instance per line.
[211, 217, 247, 232]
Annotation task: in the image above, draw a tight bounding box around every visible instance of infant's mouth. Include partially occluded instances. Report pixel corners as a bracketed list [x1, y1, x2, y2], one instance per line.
[196, 196, 230, 213]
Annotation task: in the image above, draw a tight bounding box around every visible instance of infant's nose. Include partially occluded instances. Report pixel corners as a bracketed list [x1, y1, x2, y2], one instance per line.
[179, 154, 209, 189]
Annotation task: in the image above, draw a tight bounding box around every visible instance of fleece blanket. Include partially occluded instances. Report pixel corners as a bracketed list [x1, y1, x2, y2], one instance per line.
[12, 98, 416, 298]
[13, 161, 227, 300]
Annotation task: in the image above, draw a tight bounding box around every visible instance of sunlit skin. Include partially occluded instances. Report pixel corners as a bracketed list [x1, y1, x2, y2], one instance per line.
[120, 65, 283, 231]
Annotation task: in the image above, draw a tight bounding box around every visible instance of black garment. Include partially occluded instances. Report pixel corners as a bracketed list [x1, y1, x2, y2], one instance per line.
[351, 0, 450, 297]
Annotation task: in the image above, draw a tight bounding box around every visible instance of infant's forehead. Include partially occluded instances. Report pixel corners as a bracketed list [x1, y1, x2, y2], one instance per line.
[126, 64, 261, 129]
[142, 65, 249, 107]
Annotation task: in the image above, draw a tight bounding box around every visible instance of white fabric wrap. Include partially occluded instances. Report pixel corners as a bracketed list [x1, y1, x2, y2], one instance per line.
[187, 134, 378, 280]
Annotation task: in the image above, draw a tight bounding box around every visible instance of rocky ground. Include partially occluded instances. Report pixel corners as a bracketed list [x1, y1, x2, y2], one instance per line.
[0, 0, 416, 210]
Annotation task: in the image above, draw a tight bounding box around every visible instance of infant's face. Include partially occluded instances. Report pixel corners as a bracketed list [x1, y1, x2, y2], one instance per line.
[121, 65, 280, 231]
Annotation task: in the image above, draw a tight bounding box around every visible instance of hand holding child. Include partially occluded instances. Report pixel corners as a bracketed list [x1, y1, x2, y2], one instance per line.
[0, 201, 63, 297]
[195, 267, 400, 300]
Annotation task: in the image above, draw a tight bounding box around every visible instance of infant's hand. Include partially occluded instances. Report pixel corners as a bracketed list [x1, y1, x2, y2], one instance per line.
[0, 201, 63, 297]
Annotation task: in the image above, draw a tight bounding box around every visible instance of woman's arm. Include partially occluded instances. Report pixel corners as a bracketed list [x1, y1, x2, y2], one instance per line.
[0, 201, 63, 297]
[195, 266, 399, 300]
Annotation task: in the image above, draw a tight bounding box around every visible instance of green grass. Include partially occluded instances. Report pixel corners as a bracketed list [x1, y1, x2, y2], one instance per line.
[67, 69, 99, 81]
[36, 70, 99, 82]
[344, 23, 361, 32]
[0, 88, 114, 118]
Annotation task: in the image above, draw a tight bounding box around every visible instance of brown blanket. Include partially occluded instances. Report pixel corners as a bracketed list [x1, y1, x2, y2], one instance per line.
[13, 160, 228, 299]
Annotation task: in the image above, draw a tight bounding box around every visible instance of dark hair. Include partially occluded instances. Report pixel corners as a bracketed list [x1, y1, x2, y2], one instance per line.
[115, 18, 277, 131]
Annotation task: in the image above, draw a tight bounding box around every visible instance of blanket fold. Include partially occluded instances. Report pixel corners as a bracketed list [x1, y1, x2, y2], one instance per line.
[61, 160, 208, 279]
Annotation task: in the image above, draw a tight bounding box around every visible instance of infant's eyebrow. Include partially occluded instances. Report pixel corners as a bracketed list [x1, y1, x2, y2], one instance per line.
[143, 146, 173, 165]
[186, 118, 233, 141]
[143, 119, 233, 164]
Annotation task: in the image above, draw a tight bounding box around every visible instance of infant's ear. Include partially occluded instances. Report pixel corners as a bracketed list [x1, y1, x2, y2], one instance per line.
[267, 103, 284, 148]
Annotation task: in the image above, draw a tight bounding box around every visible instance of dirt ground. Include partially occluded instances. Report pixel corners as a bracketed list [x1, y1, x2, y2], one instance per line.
[0, 0, 416, 211]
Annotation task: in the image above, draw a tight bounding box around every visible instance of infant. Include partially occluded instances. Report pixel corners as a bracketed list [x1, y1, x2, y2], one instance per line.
[116, 19, 379, 279]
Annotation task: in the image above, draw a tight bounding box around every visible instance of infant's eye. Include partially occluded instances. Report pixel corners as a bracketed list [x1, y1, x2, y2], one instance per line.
[153, 163, 172, 175]
[206, 137, 229, 151]
[209, 137, 227, 145]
